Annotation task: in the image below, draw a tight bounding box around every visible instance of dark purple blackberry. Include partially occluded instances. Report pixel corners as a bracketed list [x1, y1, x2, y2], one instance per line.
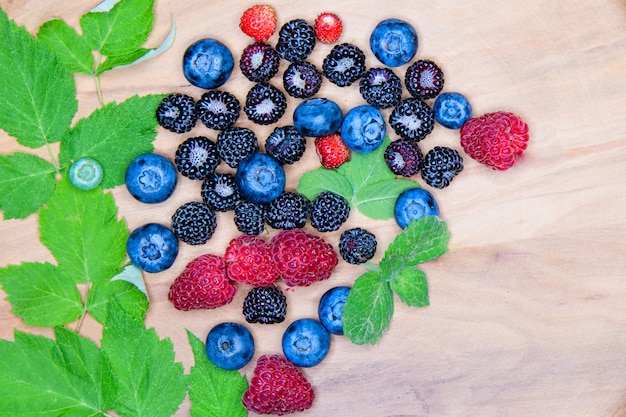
[384, 139, 423, 177]
[175, 136, 220, 180]
[275, 19, 316, 62]
[216, 127, 259, 168]
[282, 61, 322, 99]
[389, 98, 435, 142]
[339, 228, 377, 265]
[359, 68, 402, 109]
[171, 201, 216, 245]
[195, 90, 240, 130]
[405, 60, 445, 100]
[156, 93, 197, 133]
[264, 126, 306, 165]
[264, 191, 309, 230]
[309, 191, 350, 232]
[322, 43, 366, 87]
[239, 42, 280, 83]
[420, 146, 464, 189]
[243, 83, 287, 125]
[201, 173, 241, 212]
[243, 285, 287, 324]
[234, 200, 266, 235]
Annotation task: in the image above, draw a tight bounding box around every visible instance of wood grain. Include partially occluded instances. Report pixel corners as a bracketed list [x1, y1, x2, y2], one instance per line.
[1, 1, 625, 416]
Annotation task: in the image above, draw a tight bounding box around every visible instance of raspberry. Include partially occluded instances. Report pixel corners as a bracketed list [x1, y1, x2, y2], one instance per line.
[322, 43, 366, 87]
[420, 146, 464, 188]
[460, 111, 530, 170]
[314, 12, 342, 44]
[242, 285, 287, 324]
[174, 136, 219, 180]
[234, 200, 266, 235]
[216, 126, 259, 168]
[264, 191, 309, 230]
[224, 235, 278, 286]
[309, 191, 350, 232]
[201, 173, 241, 212]
[270, 229, 338, 287]
[156, 93, 197, 134]
[389, 98, 435, 142]
[282, 61, 323, 99]
[275, 19, 316, 62]
[243, 82, 287, 125]
[265, 125, 306, 165]
[405, 59, 445, 100]
[239, 4, 277, 42]
[239, 42, 280, 83]
[384, 138, 423, 177]
[171, 201, 217, 245]
[242, 355, 315, 415]
[195, 90, 240, 130]
[339, 227, 377, 264]
[314, 133, 351, 169]
[168, 254, 237, 311]
[359, 67, 402, 109]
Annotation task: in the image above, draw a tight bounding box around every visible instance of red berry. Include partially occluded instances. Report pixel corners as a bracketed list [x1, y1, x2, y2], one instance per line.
[224, 235, 278, 287]
[460, 111, 530, 171]
[239, 4, 277, 42]
[315, 133, 351, 169]
[314, 12, 343, 44]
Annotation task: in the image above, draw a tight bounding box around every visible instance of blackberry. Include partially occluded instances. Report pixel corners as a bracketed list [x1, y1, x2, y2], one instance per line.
[175, 136, 220, 180]
[196, 90, 240, 130]
[283, 61, 322, 99]
[275, 19, 316, 62]
[243, 285, 287, 324]
[264, 126, 306, 165]
[239, 42, 280, 83]
[234, 200, 266, 235]
[309, 191, 350, 232]
[322, 43, 366, 87]
[264, 191, 309, 230]
[217, 127, 259, 168]
[420, 146, 464, 189]
[339, 228, 377, 264]
[243, 83, 287, 125]
[389, 98, 435, 142]
[405, 60, 444, 100]
[359, 67, 402, 109]
[156, 93, 197, 133]
[171, 201, 217, 245]
[384, 139, 423, 177]
[201, 173, 241, 212]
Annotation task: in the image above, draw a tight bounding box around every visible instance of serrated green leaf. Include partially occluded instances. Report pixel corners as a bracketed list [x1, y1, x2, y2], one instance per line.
[336, 136, 394, 192]
[0, 153, 56, 219]
[297, 167, 354, 202]
[0, 262, 83, 327]
[0, 8, 77, 149]
[58, 94, 165, 188]
[110, 264, 149, 299]
[187, 330, 248, 417]
[354, 177, 417, 220]
[87, 278, 149, 325]
[382, 216, 451, 267]
[37, 18, 95, 75]
[389, 266, 429, 307]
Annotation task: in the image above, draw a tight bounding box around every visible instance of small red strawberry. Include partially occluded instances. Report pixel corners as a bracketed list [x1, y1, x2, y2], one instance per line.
[460, 111, 530, 171]
[242, 355, 315, 415]
[224, 235, 278, 287]
[314, 12, 343, 44]
[239, 4, 277, 42]
[167, 254, 237, 311]
[315, 133, 351, 169]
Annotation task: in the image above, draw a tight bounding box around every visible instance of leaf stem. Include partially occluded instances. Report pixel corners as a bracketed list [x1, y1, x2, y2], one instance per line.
[45, 141, 60, 173]
[75, 282, 91, 334]
[93, 52, 104, 107]
[364, 261, 382, 273]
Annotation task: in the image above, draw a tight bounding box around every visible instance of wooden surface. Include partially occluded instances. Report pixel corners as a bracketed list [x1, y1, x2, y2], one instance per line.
[1, 1, 625, 416]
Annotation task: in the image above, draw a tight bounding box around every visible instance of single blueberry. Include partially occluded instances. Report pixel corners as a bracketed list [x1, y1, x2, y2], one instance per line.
[183, 38, 234, 89]
[318, 286, 351, 335]
[293, 97, 343, 137]
[369, 19, 418, 67]
[205, 322, 254, 370]
[282, 318, 331, 367]
[341, 105, 386, 153]
[433, 92, 472, 129]
[125, 153, 177, 204]
[68, 157, 103, 191]
[126, 223, 179, 273]
[235, 153, 286, 204]
[394, 188, 440, 229]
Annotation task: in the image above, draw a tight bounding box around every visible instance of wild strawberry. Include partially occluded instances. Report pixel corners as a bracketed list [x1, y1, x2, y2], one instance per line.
[460, 111, 530, 171]
[239, 4, 277, 42]
[314, 12, 343, 44]
[224, 235, 278, 287]
[167, 254, 237, 311]
[314, 133, 351, 169]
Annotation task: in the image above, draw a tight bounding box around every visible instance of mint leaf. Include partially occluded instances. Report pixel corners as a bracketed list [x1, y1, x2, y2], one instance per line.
[111, 264, 149, 299]
[354, 177, 417, 220]
[87, 278, 149, 324]
[37, 18, 95, 75]
[342, 271, 394, 345]
[389, 266, 429, 307]
[382, 216, 451, 266]
[0, 153, 56, 219]
[337, 136, 394, 190]
[0, 8, 77, 149]
[187, 330, 248, 417]
[297, 167, 354, 202]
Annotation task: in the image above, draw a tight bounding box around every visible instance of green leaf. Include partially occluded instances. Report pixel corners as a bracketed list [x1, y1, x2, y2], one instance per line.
[342, 271, 394, 345]
[87, 278, 149, 325]
[0, 153, 56, 219]
[37, 18, 95, 75]
[382, 216, 451, 267]
[354, 177, 417, 220]
[336, 135, 394, 193]
[111, 264, 149, 299]
[58, 94, 165, 188]
[0, 262, 83, 327]
[297, 167, 354, 202]
[187, 330, 248, 417]
[389, 266, 429, 307]
[0, 8, 77, 149]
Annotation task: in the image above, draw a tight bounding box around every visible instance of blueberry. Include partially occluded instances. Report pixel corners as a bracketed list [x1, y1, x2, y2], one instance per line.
[318, 286, 351, 335]
[183, 38, 234, 89]
[282, 318, 330, 367]
[293, 97, 343, 137]
[369, 18, 418, 67]
[125, 153, 177, 204]
[433, 92, 472, 129]
[205, 322, 254, 370]
[68, 157, 103, 191]
[235, 153, 285, 204]
[394, 188, 440, 229]
[126, 223, 179, 273]
[340, 105, 386, 154]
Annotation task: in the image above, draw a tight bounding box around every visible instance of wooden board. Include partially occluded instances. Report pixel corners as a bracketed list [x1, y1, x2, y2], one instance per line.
[1, 0, 625, 416]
